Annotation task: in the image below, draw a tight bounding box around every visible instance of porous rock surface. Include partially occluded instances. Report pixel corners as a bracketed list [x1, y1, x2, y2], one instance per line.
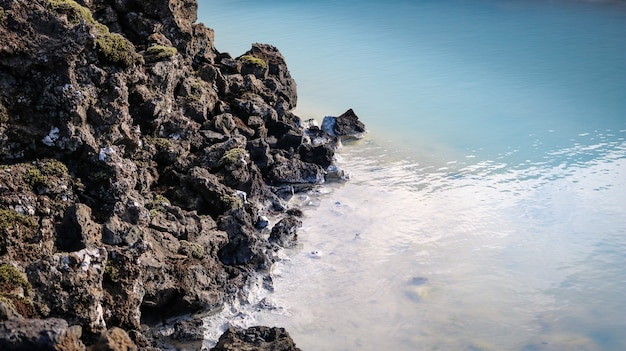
[0, 0, 365, 349]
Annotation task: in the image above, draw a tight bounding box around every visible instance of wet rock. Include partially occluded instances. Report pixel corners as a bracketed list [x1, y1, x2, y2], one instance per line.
[218, 207, 267, 267]
[269, 216, 302, 248]
[211, 326, 302, 351]
[268, 154, 325, 185]
[0, 318, 85, 351]
[322, 109, 367, 139]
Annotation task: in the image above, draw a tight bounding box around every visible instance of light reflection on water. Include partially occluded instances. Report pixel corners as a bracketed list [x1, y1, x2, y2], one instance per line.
[198, 0, 626, 348]
[254, 132, 626, 350]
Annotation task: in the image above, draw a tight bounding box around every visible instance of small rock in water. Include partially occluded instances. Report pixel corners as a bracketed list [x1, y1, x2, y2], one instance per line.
[309, 250, 322, 259]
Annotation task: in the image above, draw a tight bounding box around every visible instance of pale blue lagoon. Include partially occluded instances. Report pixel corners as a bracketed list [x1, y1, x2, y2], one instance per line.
[199, 0, 626, 350]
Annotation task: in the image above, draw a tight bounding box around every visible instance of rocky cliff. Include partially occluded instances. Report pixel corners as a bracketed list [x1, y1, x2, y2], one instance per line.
[0, 0, 364, 349]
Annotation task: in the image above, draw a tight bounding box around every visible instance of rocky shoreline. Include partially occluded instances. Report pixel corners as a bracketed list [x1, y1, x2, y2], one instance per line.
[0, 0, 365, 350]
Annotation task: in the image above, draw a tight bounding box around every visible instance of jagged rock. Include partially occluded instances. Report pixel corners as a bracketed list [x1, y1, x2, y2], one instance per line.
[268, 154, 325, 185]
[27, 248, 108, 336]
[247, 138, 274, 170]
[57, 204, 102, 252]
[0, 0, 365, 348]
[102, 215, 144, 246]
[243, 44, 298, 110]
[298, 126, 337, 170]
[211, 326, 302, 351]
[322, 108, 367, 139]
[0, 318, 85, 351]
[218, 207, 267, 267]
[269, 216, 302, 248]
[89, 326, 137, 351]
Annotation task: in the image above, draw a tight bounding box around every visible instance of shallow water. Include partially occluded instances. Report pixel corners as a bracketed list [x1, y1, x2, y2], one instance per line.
[199, 0, 626, 349]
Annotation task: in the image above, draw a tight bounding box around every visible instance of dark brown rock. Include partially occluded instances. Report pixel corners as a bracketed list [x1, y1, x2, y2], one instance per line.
[211, 326, 302, 351]
[0, 318, 85, 351]
[269, 216, 302, 248]
[0, 0, 365, 348]
[322, 108, 367, 139]
[89, 326, 137, 351]
[268, 154, 325, 185]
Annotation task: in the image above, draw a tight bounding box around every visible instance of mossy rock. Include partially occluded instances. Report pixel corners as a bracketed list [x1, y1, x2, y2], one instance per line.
[49, 0, 138, 66]
[218, 148, 247, 168]
[221, 194, 243, 210]
[239, 54, 267, 68]
[147, 137, 172, 152]
[0, 264, 31, 293]
[24, 166, 46, 188]
[148, 194, 170, 217]
[0, 210, 38, 232]
[23, 160, 69, 189]
[96, 32, 138, 67]
[40, 159, 69, 177]
[0, 294, 37, 319]
[48, 0, 107, 32]
[104, 263, 121, 284]
[178, 240, 205, 259]
[144, 45, 178, 63]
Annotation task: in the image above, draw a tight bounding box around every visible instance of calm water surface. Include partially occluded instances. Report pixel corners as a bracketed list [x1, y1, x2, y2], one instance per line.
[199, 0, 626, 349]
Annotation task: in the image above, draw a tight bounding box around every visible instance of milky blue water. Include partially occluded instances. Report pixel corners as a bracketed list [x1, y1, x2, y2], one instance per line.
[198, 0, 626, 350]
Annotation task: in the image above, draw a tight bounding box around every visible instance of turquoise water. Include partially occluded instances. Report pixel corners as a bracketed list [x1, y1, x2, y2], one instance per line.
[199, 0, 626, 349]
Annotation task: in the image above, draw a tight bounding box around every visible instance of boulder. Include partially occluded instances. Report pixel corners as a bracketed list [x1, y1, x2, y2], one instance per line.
[269, 216, 302, 248]
[211, 326, 302, 351]
[322, 109, 367, 139]
[0, 318, 85, 351]
[89, 326, 137, 351]
[268, 154, 325, 185]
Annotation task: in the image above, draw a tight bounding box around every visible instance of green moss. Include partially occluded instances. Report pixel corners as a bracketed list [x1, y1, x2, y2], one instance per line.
[24, 167, 47, 188]
[0, 8, 5, 23]
[178, 240, 205, 259]
[49, 0, 101, 29]
[0, 210, 38, 232]
[222, 194, 243, 210]
[104, 264, 120, 283]
[49, 0, 137, 67]
[88, 170, 110, 183]
[239, 54, 267, 68]
[144, 45, 178, 62]
[185, 80, 209, 103]
[40, 159, 68, 177]
[147, 137, 172, 152]
[96, 32, 137, 67]
[148, 194, 170, 217]
[0, 265, 31, 293]
[218, 148, 246, 168]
